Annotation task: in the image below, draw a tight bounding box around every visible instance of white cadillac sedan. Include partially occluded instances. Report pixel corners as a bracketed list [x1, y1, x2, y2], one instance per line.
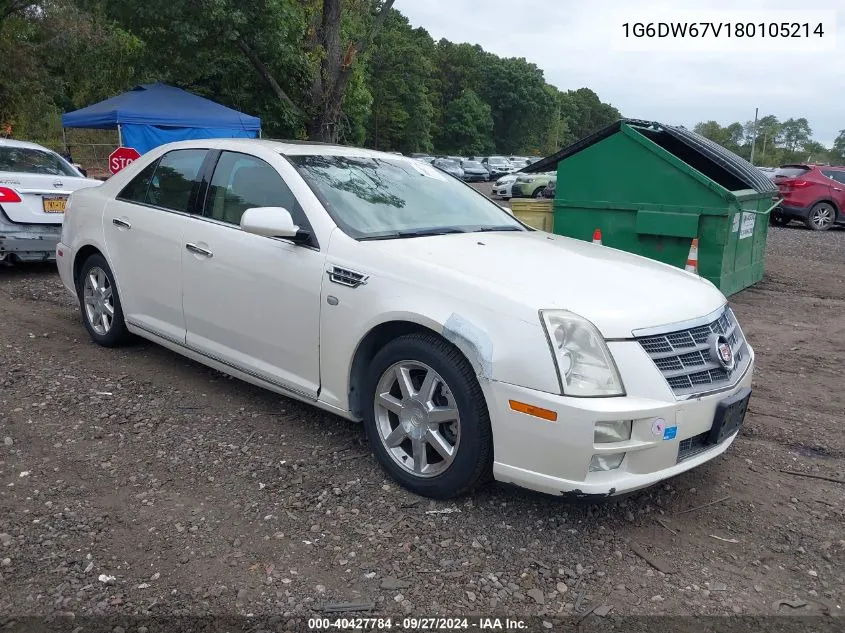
[57, 139, 754, 499]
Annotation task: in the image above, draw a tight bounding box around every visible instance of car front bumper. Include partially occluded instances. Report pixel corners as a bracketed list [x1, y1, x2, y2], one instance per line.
[484, 342, 755, 497]
[492, 184, 513, 198]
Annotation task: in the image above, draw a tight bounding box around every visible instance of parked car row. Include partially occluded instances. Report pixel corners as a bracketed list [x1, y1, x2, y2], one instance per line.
[411, 153, 539, 182]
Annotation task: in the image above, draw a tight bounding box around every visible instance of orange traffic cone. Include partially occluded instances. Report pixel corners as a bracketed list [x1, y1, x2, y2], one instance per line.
[685, 238, 699, 274]
[592, 228, 602, 245]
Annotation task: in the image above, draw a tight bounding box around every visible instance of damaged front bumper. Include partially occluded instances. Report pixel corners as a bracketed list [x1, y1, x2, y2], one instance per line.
[484, 341, 755, 497]
[0, 212, 61, 262]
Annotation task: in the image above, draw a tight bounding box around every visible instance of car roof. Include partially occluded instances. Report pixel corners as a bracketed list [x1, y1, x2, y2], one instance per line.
[151, 138, 414, 160]
[0, 138, 56, 152]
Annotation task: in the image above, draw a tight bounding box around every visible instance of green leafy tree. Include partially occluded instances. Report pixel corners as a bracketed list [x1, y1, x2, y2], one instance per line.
[439, 89, 493, 155]
[366, 11, 436, 153]
[833, 130, 845, 164]
[780, 117, 812, 153]
[558, 88, 620, 144]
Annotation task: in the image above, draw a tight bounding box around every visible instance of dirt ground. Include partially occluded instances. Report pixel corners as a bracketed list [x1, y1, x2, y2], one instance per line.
[0, 221, 843, 627]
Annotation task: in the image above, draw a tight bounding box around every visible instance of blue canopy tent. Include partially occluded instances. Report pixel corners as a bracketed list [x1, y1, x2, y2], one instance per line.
[61, 83, 261, 154]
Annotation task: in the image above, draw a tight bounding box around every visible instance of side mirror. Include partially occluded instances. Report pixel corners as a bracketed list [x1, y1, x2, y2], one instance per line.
[241, 207, 300, 239]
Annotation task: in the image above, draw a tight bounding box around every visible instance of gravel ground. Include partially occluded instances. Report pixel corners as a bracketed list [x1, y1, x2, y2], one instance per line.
[0, 224, 843, 626]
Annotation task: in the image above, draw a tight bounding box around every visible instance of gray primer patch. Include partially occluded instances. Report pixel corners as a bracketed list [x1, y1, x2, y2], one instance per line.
[442, 314, 493, 379]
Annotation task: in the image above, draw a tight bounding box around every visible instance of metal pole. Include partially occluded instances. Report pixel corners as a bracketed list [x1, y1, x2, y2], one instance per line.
[62, 127, 68, 154]
[749, 107, 759, 165]
[117, 124, 123, 147]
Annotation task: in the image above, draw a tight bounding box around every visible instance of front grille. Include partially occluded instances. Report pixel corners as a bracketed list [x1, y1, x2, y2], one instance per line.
[677, 431, 710, 462]
[636, 307, 750, 397]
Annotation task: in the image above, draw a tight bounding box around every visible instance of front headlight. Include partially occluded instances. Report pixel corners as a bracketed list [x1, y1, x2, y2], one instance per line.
[540, 310, 625, 397]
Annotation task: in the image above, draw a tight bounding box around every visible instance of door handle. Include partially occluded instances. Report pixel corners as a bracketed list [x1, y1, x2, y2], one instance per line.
[834, 187, 843, 191]
[112, 218, 131, 229]
[185, 243, 213, 258]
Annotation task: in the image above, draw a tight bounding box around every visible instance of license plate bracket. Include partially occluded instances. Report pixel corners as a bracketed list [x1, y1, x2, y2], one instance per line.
[707, 387, 751, 445]
[42, 196, 67, 213]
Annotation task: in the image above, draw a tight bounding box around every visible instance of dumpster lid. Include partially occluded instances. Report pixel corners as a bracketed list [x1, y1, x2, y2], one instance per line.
[524, 118, 778, 194]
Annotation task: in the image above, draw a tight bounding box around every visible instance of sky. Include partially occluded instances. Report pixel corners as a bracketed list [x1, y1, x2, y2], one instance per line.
[395, 0, 843, 147]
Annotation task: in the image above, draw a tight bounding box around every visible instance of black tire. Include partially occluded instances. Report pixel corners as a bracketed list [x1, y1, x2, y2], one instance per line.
[532, 187, 545, 198]
[76, 253, 132, 347]
[805, 202, 836, 231]
[363, 333, 493, 499]
[769, 209, 790, 226]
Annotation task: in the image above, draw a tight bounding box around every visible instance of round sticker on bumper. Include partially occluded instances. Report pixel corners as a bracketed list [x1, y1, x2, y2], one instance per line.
[651, 418, 666, 437]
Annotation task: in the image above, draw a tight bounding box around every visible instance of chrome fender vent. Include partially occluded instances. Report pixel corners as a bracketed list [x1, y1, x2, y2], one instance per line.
[327, 265, 369, 288]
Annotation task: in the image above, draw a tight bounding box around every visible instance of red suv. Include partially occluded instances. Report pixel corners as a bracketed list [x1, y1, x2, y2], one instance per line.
[771, 164, 845, 231]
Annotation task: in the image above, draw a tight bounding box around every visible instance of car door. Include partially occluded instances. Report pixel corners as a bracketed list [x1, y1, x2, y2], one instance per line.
[181, 150, 325, 398]
[104, 148, 208, 343]
[823, 169, 845, 214]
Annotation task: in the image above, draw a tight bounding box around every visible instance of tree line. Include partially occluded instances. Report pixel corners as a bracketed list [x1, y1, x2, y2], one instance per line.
[692, 117, 845, 167]
[0, 0, 621, 157]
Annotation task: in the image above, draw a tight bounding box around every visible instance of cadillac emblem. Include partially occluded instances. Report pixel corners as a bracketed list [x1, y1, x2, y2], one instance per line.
[710, 334, 735, 371]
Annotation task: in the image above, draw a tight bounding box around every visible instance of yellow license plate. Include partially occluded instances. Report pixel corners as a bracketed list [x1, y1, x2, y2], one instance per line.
[42, 197, 67, 213]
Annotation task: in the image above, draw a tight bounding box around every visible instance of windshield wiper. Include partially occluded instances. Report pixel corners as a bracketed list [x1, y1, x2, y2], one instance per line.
[472, 226, 524, 233]
[359, 227, 469, 241]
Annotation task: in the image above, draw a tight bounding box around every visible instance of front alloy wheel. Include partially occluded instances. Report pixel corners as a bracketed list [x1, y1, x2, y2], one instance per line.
[374, 361, 460, 478]
[807, 202, 836, 231]
[364, 333, 492, 499]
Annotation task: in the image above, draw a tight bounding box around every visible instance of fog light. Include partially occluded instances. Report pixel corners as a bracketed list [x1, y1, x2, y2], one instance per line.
[594, 420, 632, 443]
[589, 453, 625, 472]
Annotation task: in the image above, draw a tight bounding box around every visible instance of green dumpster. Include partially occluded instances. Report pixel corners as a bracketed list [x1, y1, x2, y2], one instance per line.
[523, 119, 779, 296]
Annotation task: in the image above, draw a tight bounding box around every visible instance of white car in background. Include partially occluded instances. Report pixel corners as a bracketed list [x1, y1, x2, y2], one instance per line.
[491, 173, 518, 199]
[57, 139, 754, 499]
[0, 139, 101, 263]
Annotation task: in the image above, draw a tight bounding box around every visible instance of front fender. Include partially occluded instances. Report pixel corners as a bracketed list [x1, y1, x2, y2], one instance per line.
[317, 261, 560, 414]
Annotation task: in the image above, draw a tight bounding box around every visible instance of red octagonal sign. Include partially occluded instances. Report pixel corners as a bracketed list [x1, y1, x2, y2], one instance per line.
[108, 146, 141, 175]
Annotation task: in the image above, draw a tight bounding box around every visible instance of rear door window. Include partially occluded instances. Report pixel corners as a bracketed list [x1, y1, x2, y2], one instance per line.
[118, 160, 159, 203]
[821, 170, 845, 184]
[145, 149, 207, 213]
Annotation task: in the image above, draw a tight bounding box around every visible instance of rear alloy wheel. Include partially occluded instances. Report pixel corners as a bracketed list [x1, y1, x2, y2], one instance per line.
[806, 202, 836, 231]
[364, 333, 492, 499]
[77, 254, 132, 347]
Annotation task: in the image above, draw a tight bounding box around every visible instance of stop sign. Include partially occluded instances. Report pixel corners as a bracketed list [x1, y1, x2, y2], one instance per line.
[108, 146, 141, 175]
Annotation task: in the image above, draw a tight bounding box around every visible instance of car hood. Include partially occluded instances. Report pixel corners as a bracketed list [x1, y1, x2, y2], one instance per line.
[370, 231, 725, 338]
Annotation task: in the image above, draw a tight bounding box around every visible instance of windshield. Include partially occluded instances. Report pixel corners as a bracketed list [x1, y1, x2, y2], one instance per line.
[488, 157, 508, 165]
[435, 159, 458, 167]
[289, 155, 525, 240]
[463, 161, 483, 168]
[0, 147, 79, 177]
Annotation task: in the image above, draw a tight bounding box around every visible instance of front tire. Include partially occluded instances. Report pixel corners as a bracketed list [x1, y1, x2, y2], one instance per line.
[805, 202, 836, 231]
[77, 254, 132, 347]
[363, 333, 493, 499]
[532, 187, 545, 198]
